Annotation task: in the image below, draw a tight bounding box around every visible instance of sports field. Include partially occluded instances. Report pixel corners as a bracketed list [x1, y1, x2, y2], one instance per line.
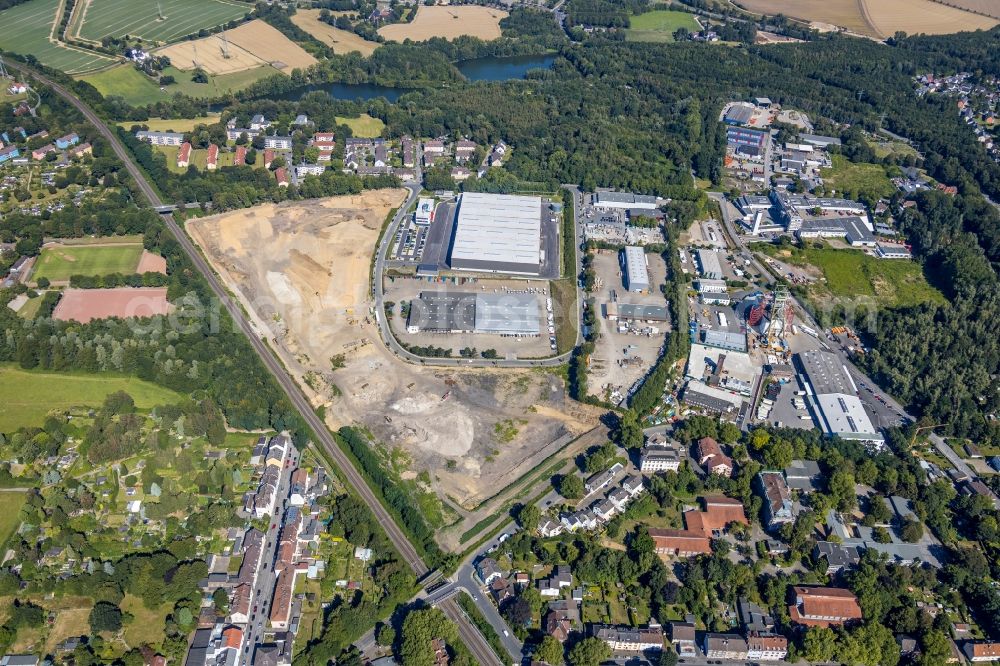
[80, 63, 274, 105]
[378, 5, 508, 42]
[73, 0, 249, 44]
[626, 10, 701, 42]
[0, 364, 184, 431]
[291, 8, 379, 55]
[0, 492, 27, 549]
[32, 243, 144, 283]
[0, 0, 112, 74]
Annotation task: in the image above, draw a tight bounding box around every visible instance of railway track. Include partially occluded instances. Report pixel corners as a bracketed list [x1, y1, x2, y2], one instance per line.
[8, 61, 504, 666]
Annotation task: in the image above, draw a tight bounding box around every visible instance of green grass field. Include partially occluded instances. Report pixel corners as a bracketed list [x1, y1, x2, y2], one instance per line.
[336, 114, 385, 138]
[0, 0, 113, 74]
[756, 243, 945, 309]
[626, 10, 701, 42]
[0, 365, 184, 431]
[0, 492, 27, 548]
[32, 244, 143, 282]
[77, 0, 249, 44]
[80, 63, 276, 105]
[820, 154, 896, 202]
[117, 115, 220, 133]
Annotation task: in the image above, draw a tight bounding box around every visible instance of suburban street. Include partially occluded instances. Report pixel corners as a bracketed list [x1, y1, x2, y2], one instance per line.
[4, 61, 505, 666]
[242, 447, 299, 663]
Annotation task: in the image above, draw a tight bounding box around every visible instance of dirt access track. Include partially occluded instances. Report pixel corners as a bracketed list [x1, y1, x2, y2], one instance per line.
[187, 194, 602, 541]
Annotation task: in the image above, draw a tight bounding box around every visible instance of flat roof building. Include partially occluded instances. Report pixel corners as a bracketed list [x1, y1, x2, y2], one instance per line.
[797, 350, 884, 449]
[695, 249, 723, 280]
[622, 246, 650, 292]
[702, 329, 747, 352]
[450, 192, 543, 275]
[406, 291, 539, 336]
[607, 302, 669, 322]
[474, 293, 541, 335]
[594, 191, 659, 210]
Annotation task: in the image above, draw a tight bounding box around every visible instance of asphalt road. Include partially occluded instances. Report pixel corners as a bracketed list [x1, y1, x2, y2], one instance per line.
[8, 61, 504, 665]
[243, 449, 299, 663]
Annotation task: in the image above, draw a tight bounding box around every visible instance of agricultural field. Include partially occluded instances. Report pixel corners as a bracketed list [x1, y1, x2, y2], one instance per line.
[156, 19, 317, 75]
[863, 0, 996, 37]
[0, 364, 183, 431]
[732, 0, 996, 37]
[0, 492, 27, 548]
[0, 0, 113, 74]
[291, 8, 379, 55]
[336, 114, 385, 137]
[626, 10, 701, 42]
[378, 5, 508, 42]
[754, 243, 946, 310]
[928, 0, 1000, 19]
[31, 242, 144, 283]
[819, 155, 895, 202]
[71, 0, 250, 45]
[79, 63, 274, 105]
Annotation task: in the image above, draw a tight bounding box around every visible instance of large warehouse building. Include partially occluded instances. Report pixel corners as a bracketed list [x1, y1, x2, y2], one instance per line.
[622, 246, 650, 292]
[406, 291, 540, 336]
[449, 192, 543, 275]
[796, 350, 885, 449]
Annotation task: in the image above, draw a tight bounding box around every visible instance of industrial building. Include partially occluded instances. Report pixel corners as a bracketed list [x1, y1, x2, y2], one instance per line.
[415, 197, 434, 225]
[594, 191, 659, 210]
[681, 381, 744, 415]
[796, 216, 876, 247]
[621, 246, 650, 292]
[695, 249, 723, 280]
[727, 126, 768, 150]
[449, 192, 543, 275]
[702, 329, 747, 352]
[605, 303, 669, 323]
[796, 350, 884, 449]
[405, 291, 540, 336]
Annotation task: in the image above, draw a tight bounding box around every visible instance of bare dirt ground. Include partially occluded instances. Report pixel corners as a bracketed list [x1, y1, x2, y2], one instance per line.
[136, 250, 167, 274]
[378, 5, 507, 42]
[187, 194, 603, 536]
[52, 287, 171, 323]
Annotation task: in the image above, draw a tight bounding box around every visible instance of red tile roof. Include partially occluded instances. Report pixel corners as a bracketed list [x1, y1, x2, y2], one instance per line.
[222, 626, 242, 649]
[789, 587, 863, 627]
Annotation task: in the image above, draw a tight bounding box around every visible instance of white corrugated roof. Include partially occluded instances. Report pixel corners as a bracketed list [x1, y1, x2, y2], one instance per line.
[451, 192, 542, 268]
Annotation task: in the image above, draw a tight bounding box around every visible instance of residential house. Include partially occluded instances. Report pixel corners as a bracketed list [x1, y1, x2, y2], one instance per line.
[31, 144, 56, 160]
[539, 518, 563, 537]
[584, 462, 624, 495]
[454, 139, 477, 163]
[964, 641, 1000, 663]
[7, 82, 28, 94]
[136, 130, 185, 146]
[814, 542, 863, 575]
[475, 557, 502, 586]
[292, 114, 310, 126]
[738, 598, 775, 632]
[702, 634, 749, 660]
[1, 657, 39, 666]
[591, 624, 663, 652]
[250, 115, 270, 131]
[648, 528, 711, 557]
[264, 149, 275, 169]
[537, 565, 571, 597]
[206, 144, 219, 171]
[178, 142, 192, 169]
[621, 475, 644, 497]
[669, 622, 696, 657]
[400, 136, 417, 167]
[683, 496, 748, 536]
[490, 577, 513, 605]
[591, 499, 617, 522]
[55, 133, 79, 149]
[756, 471, 794, 529]
[640, 444, 681, 472]
[68, 143, 92, 159]
[544, 600, 578, 642]
[450, 166, 470, 181]
[0, 146, 20, 163]
[289, 468, 308, 506]
[789, 586, 863, 627]
[264, 136, 293, 150]
[695, 437, 733, 477]
[234, 145, 246, 166]
[229, 583, 252, 624]
[746, 632, 788, 661]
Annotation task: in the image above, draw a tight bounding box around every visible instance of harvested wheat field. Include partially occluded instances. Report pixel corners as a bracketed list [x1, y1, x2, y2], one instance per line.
[863, 0, 997, 36]
[156, 20, 317, 74]
[931, 0, 999, 19]
[223, 20, 318, 71]
[734, 0, 996, 37]
[291, 9, 379, 55]
[156, 36, 264, 75]
[378, 5, 508, 42]
[53, 287, 172, 323]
